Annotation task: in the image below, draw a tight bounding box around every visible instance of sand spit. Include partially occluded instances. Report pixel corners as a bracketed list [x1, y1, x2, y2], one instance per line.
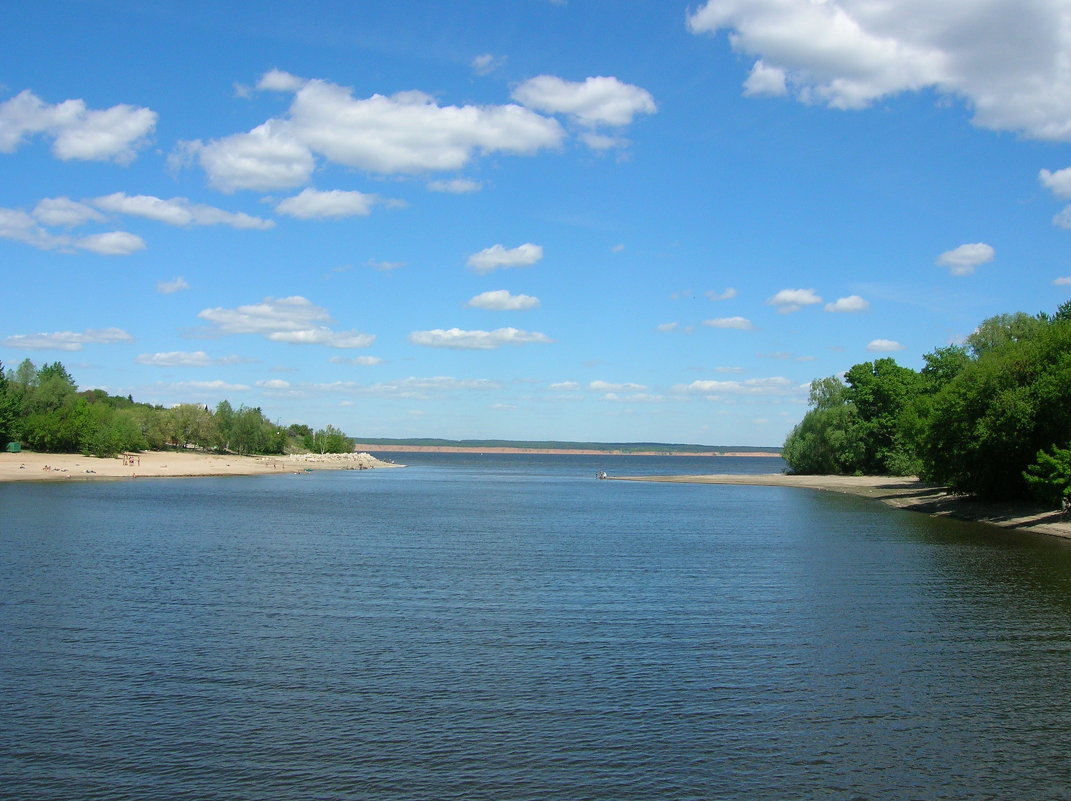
[352, 444, 781, 457]
[610, 473, 1071, 540]
[0, 450, 402, 483]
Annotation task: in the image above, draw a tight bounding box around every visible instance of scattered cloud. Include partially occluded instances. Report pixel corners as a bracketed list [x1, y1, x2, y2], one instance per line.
[0, 89, 157, 163]
[157, 276, 190, 294]
[330, 355, 383, 366]
[656, 322, 679, 332]
[937, 242, 994, 276]
[549, 381, 580, 391]
[33, 197, 104, 227]
[467, 242, 543, 273]
[471, 53, 505, 76]
[428, 178, 483, 193]
[705, 288, 738, 301]
[0, 207, 144, 254]
[408, 327, 553, 349]
[590, 380, 647, 392]
[466, 289, 540, 310]
[1040, 166, 1071, 198]
[768, 288, 822, 313]
[687, 0, 1071, 142]
[825, 294, 870, 313]
[673, 376, 797, 398]
[197, 296, 375, 348]
[512, 75, 656, 127]
[367, 258, 406, 271]
[256, 379, 291, 389]
[76, 231, 146, 255]
[703, 316, 755, 330]
[1052, 207, 1071, 230]
[136, 350, 242, 367]
[275, 187, 381, 219]
[867, 339, 905, 352]
[91, 192, 274, 229]
[2, 327, 133, 351]
[180, 73, 564, 191]
[1053, 276, 1071, 286]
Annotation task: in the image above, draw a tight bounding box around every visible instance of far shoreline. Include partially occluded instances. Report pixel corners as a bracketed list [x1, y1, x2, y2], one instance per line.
[610, 473, 1071, 540]
[352, 444, 782, 457]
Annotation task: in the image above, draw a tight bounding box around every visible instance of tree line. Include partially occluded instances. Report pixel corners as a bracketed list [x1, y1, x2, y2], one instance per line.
[0, 359, 354, 458]
[783, 301, 1071, 505]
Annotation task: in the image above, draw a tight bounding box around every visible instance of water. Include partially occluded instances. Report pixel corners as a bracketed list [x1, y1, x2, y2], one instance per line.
[4, 454, 1071, 800]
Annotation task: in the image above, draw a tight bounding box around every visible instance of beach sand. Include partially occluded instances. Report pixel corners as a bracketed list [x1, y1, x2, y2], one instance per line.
[611, 473, 1071, 540]
[0, 450, 401, 482]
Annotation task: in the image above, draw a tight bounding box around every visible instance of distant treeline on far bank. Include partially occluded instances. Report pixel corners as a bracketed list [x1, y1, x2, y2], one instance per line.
[784, 301, 1071, 505]
[351, 438, 780, 455]
[0, 359, 354, 458]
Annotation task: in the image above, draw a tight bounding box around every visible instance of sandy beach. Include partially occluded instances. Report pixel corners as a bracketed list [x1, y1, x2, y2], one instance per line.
[0, 450, 401, 482]
[611, 473, 1071, 540]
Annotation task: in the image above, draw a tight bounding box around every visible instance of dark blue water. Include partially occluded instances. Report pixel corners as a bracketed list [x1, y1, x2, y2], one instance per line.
[4, 454, 1071, 800]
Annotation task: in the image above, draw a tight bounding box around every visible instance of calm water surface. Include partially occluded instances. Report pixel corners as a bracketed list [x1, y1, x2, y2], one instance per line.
[4, 454, 1071, 800]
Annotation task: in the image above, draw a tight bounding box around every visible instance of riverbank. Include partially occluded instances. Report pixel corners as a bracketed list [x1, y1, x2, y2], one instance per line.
[610, 473, 1071, 540]
[0, 450, 402, 482]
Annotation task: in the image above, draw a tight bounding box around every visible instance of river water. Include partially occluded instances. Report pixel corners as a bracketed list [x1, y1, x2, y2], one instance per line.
[3, 454, 1071, 800]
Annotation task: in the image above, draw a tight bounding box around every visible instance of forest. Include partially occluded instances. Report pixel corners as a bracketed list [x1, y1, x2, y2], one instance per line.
[0, 359, 354, 458]
[783, 302, 1071, 505]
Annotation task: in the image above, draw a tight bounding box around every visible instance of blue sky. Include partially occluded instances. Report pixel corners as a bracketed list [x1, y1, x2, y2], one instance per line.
[3, 0, 1071, 447]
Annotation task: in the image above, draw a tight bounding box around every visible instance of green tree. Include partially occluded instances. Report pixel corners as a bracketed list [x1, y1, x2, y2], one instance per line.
[844, 358, 924, 475]
[1023, 443, 1071, 508]
[782, 376, 865, 475]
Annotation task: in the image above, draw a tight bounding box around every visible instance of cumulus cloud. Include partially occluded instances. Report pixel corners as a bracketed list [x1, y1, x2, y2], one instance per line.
[198, 296, 375, 349]
[1040, 167, 1071, 199]
[512, 75, 656, 127]
[2, 327, 132, 351]
[467, 243, 543, 273]
[76, 231, 146, 255]
[136, 351, 242, 367]
[744, 60, 789, 97]
[705, 287, 738, 301]
[408, 327, 553, 349]
[687, 0, 1071, 142]
[33, 197, 104, 227]
[92, 192, 274, 229]
[182, 74, 564, 191]
[702, 316, 755, 330]
[937, 242, 994, 276]
[656, 322, 679, 332]
[472, 54, 505, 75]
[1054, 276, 1071, 286]
[673, 376, 797, 397]
[466, 289, 540, 310]
[275, 187, 380, 219]
[867, 338, 905, 352]
[590, 380, 647, 392]
[768, 288, 822, 313]
[156, 276, 190, 294]
[550, 381, 580, 391]
[330, 355, 383, 366]
[1052, 207, 1071, 230]
[825, 294, 870, 312]
[0, 89, 156, 163]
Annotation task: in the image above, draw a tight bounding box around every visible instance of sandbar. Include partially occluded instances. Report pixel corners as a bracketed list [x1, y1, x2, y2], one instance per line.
[0, 450, 401, 482]
[611, 473, 1071, 540]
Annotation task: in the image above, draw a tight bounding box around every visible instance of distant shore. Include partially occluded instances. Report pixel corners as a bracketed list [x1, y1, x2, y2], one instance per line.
[351, 443, 781, 457]
[611, 473, 1071, 540]
[0, 450, 401, 482]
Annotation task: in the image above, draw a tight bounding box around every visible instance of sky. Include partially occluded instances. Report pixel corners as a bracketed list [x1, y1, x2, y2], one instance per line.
[3, 0, 1071, 447]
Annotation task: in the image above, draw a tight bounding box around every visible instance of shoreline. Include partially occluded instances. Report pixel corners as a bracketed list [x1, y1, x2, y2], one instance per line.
[0, 450, 402, 483]
[610, 473, 1071, 540]
[352, 444, 781, 457]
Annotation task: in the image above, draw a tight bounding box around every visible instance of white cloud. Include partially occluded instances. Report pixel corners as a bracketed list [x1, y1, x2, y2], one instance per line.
[184, 74, 564, 191]
[91, 192, 274, 229]
[275, 187, 379, 219]
[549, 381, 580, 390]
[1040, 167, 1071, 199]
[257, 69, 307, 92]
[198, 296, 375, 349]
[590, 380, 647, 392]
[744, 60, 788, 97]
[512, 75, 656, 127]
[256, 379, 292, 389]
[0, 89, 156, 163]
[703, 316, 755, 330]
[330, 355, 383, 366]
[466, 289, 540, 310]
[467, 243, 543, 273]
[705, 287, 738, 301]
[867, 338, 905, 352]
[825, 294, 870, 312]
[76, 231, 146, 255]
[408, 327, 553, 349]
[136, 351, 241, 367]
[656, 322, 679, 332]
[472, 54, 505, 75]
[33, 197, 104, 227]
[1052, 206, 1071, 230]
[367, 259, 406, 271]
[768, 288, 822, 313]
[2, 327, 132, 351]
[1053, 276, 1071, 286]
[157, 276, 190, 294]
[937, 242, 994, 276]
[673, 376, 797, 397]
[687, 0, 1071, 142]
[428, 178, 483, 193]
